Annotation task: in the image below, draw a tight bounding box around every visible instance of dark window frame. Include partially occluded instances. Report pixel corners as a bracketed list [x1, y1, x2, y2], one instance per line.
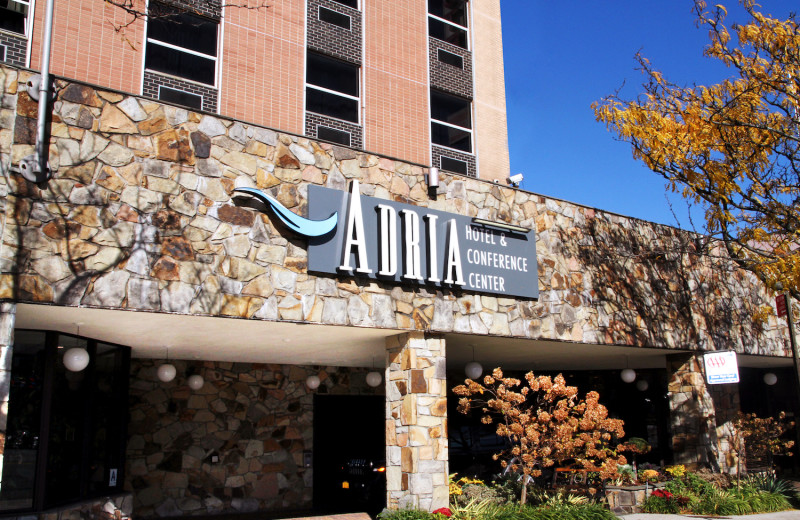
[158, 85, 204, 110]
[0, 330, 131, 515]
[0, 0, 30, 36]
[306, 51, 361, 124]
[318, 6, 351, 30]
[144, 2, 219, 86]
[437, 48, 463, 69]
[428, 0, 469, 49]
[430, 89, 473, 153]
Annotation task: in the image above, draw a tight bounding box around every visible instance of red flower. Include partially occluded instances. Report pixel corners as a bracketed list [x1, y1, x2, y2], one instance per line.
[652, 489, 673, 499]
[432, 508, 452, 517]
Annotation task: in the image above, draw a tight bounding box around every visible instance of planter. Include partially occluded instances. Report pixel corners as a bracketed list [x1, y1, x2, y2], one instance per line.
[604, 482, 666, 514]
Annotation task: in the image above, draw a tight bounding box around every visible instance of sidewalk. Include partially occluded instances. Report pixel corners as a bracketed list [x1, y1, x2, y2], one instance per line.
[619, 512, 800, 519]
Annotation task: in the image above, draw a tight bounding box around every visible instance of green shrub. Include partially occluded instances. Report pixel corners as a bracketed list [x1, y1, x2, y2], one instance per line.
[377, 509, 433, 520]
[740, 473, 794, 497]
[518, 503, 615, 520]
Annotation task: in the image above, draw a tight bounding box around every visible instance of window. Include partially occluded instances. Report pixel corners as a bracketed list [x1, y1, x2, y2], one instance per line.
[306, 51, 360, 123]
[319, 6, 351, 30]
[145, 2, 218, 86]
[437, 48, 463, 69]
[0, 0, 30, 35]
[318, 126, 351, 146]
[428, 0, 468, 49]
[430, 89, 471, 153]
[158, 86, 203, 110]
[441, 156, 467, 175]
[331, 0, 358, 8]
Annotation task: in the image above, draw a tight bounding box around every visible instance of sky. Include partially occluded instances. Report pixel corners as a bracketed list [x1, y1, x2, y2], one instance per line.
[500, 0, 797, 229]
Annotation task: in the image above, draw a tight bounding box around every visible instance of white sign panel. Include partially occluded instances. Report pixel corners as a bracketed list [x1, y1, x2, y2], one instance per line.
[703, 351, 739, 384]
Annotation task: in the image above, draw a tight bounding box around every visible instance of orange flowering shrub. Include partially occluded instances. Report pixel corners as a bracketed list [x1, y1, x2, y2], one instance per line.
[733, 411, 795, 472]
[453, 368, 627, 504]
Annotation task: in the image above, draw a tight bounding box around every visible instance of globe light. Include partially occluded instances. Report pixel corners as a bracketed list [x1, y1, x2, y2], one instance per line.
[465, 361, 483, 380]
[63, 347, 90, 372]
[187, 374, 204, 390]
[636, 379, 649, 392]
[366, 371, 382, 388]
[763, 372, 778, 386]
[157, 363, 177, 382]
[621, 368, 637, 383]
[306, 375, 321, 390]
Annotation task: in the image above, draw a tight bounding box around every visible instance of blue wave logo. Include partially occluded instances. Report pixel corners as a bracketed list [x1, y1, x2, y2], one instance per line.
[234, 187, 338, 237]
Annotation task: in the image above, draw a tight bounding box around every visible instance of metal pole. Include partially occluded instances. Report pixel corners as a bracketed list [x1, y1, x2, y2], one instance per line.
[35, 0, 55, 176]
[784, 292, 800, 475]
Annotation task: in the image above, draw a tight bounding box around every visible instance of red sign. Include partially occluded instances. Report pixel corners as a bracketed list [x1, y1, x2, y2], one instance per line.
[776, 294, 788, 318]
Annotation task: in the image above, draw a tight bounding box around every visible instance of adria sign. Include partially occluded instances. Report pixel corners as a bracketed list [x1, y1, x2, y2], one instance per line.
[306, 181, 539, 299]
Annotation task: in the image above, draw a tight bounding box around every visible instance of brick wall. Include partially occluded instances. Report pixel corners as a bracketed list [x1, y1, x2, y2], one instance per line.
[0, 32, 27, 68]
[29, 0, 145, 94]
[306, 0, 361, 65]
[143, 71, 219, 113]
[305, 112, 363, 149]
[432, 144, 476, 178]
[363, 0, 430, 165]
[428, 37, 473, 100]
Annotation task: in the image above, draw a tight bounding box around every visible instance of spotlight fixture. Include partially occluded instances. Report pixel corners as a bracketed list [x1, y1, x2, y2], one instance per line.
[427, 167, 439, 189]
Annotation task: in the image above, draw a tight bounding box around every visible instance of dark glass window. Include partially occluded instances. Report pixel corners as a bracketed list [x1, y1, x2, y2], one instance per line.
[0, 0, 28, 35]
[331, 0, 358, 7]
[319, 6, 351, 29]
[0, 45, 6, 62]
[0, 331, 130, 513]
[145, 2, 218, 85]
[441, 156, 468, 175]
[158, 86, 203, 110]
[307, 52, 359, 96]
[428, 18, 467, 49]
[431, 123, 471, 152]
[318, 126, 352, 146]
[428, 0, 467, 27]
[431, 90, 471, 129]
[307, 88, 359, 123]
[437, 49, 463, 69]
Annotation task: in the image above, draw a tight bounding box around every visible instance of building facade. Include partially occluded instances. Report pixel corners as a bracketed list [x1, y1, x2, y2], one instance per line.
[2, 0, 510, 183]
[0, 0, 797, 519]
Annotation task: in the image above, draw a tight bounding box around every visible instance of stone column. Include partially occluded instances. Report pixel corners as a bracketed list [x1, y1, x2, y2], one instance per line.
[0, 303, 15, 487]
[667, 352, 739, 473]
[385, 332, 448, 511]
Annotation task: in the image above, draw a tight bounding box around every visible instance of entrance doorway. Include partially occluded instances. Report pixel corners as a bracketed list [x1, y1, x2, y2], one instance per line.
[313, 395, 385, 516]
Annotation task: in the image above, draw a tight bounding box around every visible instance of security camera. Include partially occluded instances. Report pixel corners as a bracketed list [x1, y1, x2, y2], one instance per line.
[508, 173, 524, 186]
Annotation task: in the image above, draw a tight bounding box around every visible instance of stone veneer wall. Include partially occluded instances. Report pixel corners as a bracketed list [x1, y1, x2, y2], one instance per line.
[127, 359, 381, 517]
[667, 353, 740, 473]
[0, 63, 790, 358]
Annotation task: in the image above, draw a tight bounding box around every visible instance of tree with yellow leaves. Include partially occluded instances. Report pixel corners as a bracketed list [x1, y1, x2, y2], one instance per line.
[594, 1, 800, 301]
[453, 369, 627, 504]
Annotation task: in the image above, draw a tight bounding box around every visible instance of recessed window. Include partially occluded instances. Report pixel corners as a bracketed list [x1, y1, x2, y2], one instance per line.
[318, 126, 351, 147]
[319, 6, 351, 29]
[430, 89, 472, 153]
[429, 0, 467, 26]
[331, 0, 358, 8]
[144, 2, 219, 86]
[0, 0, 30, 35]
[437, 49, 463, 69]
[306, 51, 360, 123]
[428, 0, 468, 49]
[158, 86, 203, 110]
[0, 45, 6, 62]
[441, 157, 468, 175]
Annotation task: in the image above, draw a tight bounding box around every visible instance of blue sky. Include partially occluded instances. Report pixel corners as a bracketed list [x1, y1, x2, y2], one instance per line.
[501, 0, 797, 228]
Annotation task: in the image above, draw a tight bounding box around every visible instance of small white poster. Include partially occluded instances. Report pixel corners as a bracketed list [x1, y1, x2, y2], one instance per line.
[109, 468, 118, 487]
[704, 350, 739, 384]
